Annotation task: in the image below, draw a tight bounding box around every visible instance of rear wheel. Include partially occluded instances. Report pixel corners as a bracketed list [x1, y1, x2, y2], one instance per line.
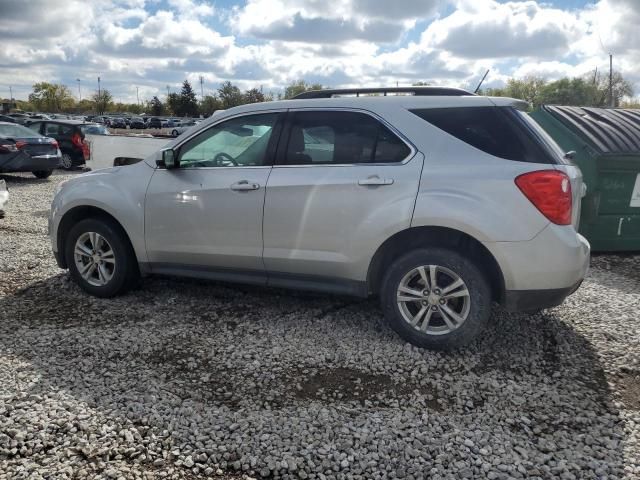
[380, 248, 491, 350]
[32, 170, 53, 179]
[65, 218, 139, 297]
[60, 152, 73, 170]
[172, 129, 179, 137]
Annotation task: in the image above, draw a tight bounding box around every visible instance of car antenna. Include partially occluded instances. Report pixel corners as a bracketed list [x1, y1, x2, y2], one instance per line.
[474, 69, 490, 94]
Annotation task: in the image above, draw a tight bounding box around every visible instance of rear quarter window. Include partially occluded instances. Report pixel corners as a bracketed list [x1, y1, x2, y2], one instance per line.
[410, 107, 557, 164]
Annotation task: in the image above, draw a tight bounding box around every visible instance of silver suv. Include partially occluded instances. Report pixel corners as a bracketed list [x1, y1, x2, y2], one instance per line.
[49, 87, 590, 349]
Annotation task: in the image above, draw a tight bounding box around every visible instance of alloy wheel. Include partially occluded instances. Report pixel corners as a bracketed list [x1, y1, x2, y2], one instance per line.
[396, 265, 471, 335]
[73, 232, 116, 287]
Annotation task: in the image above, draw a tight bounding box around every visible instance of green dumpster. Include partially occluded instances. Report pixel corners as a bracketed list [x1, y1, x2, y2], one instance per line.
[530, 106, 640, 251]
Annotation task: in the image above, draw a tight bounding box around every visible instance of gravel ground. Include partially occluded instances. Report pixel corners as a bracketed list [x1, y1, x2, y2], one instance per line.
[0, 171, 639, 480]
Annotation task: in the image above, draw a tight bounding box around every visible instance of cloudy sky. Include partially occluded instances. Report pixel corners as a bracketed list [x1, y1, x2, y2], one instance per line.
[0, 0, 638, 104]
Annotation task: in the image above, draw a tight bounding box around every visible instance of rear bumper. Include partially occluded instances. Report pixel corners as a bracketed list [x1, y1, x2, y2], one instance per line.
[0, 153, 59, 172]
[503, 280, 583, 312]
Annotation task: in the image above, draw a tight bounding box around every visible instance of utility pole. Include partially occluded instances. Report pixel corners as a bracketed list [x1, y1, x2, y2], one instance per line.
[76, 78, 81, 101]
[609, 53, 614, 108]
[9, 86, 13, 100]
[97, 76, 101, 114]
[166, 85, 170, 97]
[199, 75, 204, 100]
[136, 86, 140, 106]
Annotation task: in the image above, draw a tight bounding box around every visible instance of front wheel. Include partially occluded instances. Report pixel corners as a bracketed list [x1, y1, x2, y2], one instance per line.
[32, 170, 53, 179]
[65, 218, 139, 297]
[172, 129, 179, 137]
[380, 248, 491, 350]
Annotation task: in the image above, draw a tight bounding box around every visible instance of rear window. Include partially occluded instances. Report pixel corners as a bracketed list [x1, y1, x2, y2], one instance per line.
[0, 124, 42, 138]
[410, 106, 557, 164]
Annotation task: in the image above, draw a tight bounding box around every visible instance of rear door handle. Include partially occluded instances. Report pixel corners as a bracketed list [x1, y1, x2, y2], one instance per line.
[230, 180, 260, 191]
[358, 176, 394, 186]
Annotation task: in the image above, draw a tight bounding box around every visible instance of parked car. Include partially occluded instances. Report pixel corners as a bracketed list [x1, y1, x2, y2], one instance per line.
[162, 118, 180, 128]
[24, 114, 51, 126]
[171, 120, 199, 137]
[49, 87, 590, 350]
[0, 115, 16, 123]
[110, 117, 127, 129]
[0, 122, 60, 178]
[0, 179, 8, 217]
[8, 113, 30, 125]
[129, 117, 146, 129]
[27, 120, 91, 169]
[147, 117, 162, 129]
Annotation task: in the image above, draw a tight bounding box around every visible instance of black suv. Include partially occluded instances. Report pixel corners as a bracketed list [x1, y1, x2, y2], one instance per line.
[27, 120, 92, 169]
[147, 117, 162, 129]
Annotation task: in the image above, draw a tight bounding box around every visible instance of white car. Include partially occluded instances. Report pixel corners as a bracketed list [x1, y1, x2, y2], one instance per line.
[0, 179, 8, 217]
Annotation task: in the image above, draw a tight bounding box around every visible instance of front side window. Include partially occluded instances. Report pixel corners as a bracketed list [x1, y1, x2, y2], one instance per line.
[282, 111, 411, 165]
[44, 123, 60, 136]
[178, 113, 279, 168]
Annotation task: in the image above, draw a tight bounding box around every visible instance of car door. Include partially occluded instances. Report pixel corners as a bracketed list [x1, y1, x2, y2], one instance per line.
[145, 111, 283, 281]
[263, 109, 424, 290]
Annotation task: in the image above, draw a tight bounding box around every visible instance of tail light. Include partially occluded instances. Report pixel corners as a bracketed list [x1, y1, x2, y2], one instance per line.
[51, 140, 59, 148]
[71, 132, 83, 148]
[515, 170, 572, 225]
[0, 143, 18, 153]
[15, 140, 27, 149]
[81, 139, 90, 161]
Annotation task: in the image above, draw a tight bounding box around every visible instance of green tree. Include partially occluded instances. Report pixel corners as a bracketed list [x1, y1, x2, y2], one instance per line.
[538, 78, 598, 106]
[150, 96, 164, 116]
[592, 70, 634, 107]
[218, 81, 244, 109]
[167, 92, 181, 115]
[178, 80, 198, 116]
[284, 80, 323, 99]
[199, 95, 222, 116]
[244, 87, 265, 104]
[28, 82, 75, 112]
[91, 89, 112, 115]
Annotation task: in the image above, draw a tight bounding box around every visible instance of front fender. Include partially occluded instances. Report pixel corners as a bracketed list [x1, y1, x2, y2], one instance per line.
[50, 163, 153, 263]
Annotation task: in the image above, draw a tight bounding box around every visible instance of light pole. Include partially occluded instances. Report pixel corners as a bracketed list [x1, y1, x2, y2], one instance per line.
[166, 85, 170, 97]
[76, 79, 81, 101]
[97, 76, 101, 114]
[136, 86, 140, 106]
[199, 75, 204, 100]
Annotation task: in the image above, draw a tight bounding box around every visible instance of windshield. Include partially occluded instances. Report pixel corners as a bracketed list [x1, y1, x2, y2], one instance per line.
[80, 124, 110, 135]
[0, 124, 42, 138]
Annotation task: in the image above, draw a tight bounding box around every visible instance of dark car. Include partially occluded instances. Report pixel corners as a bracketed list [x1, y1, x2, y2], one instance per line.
[147, 117, 162, 129]
[0, 122, 60, 178]
[27, 120, 91, 170]
[110, 117, 127, 129]
[0, 115, 16, 123]
[129, 117, 146, 129]
[7, 113, 29, 125]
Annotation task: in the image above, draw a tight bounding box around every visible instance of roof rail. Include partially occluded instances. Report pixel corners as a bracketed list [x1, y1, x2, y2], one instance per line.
[292, 86, 474, 99]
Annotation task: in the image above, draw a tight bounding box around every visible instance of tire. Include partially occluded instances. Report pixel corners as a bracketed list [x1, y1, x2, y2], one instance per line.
[60, 152, 73, 170]
[32, 170, 53, 179]
[172, 129, 179, 137]
[65, 218, 139, 298]
[380, 248, 491, 350]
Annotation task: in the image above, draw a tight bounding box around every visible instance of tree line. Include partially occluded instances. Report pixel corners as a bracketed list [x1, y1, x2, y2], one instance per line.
[13, 73, 639, 116]
[17, 79, 323, 117]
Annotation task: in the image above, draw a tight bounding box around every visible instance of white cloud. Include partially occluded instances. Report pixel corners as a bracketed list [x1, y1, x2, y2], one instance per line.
[0, 0, 639, 104]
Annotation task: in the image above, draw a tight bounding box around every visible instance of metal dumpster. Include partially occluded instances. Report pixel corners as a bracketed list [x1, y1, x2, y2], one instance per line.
[530, 106, 640, 251]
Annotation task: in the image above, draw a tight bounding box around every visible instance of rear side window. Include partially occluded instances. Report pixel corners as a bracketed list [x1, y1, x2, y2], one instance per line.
[410, 107, 557, 164]
[282, 111, 411, 165]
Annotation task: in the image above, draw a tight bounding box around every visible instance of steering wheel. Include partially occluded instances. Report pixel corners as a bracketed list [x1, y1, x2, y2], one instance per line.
[214, 152, 238, 166]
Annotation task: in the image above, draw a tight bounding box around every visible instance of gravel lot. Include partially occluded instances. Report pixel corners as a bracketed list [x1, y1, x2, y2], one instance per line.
[0, 171, 639, 480]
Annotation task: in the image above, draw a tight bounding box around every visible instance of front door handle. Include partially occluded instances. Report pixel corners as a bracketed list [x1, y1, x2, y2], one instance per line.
[230, 180, 260, 191]
[358, 176, 394, 186]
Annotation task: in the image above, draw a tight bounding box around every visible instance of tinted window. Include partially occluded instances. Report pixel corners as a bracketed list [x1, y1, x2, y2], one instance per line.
[80, 124, 109, 135]
[282, 111, 410, 165]
[410, 107, 557, 164]
[44, 123, 60, 136]
[178, 113, 278, 168]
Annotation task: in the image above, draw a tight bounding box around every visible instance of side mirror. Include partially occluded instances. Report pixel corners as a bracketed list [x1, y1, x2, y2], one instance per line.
[157, 149, 178, 169]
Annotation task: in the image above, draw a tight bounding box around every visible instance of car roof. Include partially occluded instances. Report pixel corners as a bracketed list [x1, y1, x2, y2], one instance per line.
[32, 119, 87, 125]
